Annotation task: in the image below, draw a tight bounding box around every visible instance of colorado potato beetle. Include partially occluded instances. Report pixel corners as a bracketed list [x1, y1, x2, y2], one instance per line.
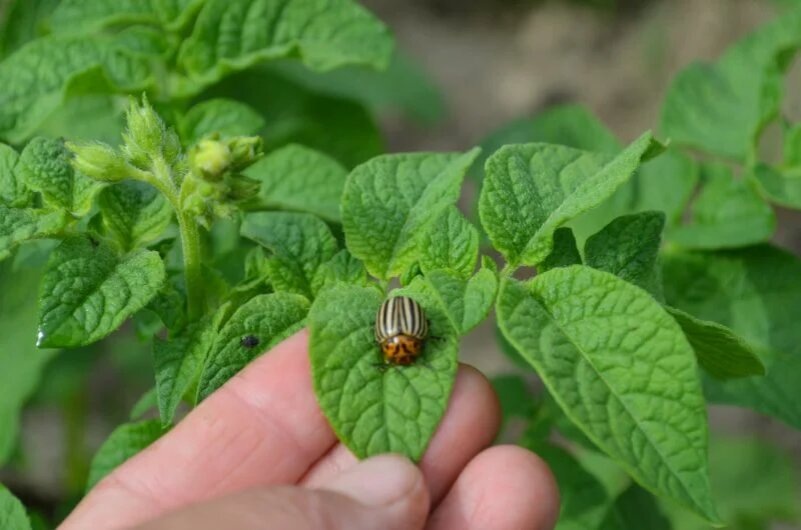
[375, 296, 428, 365]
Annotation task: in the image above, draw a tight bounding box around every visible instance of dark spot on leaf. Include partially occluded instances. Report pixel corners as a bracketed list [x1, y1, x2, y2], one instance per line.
[240, 335, 260, 348]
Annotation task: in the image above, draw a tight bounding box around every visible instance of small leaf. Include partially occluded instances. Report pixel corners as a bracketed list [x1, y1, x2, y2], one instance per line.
[129, 388, 157, 421]
[0, 485, 30, 530]
[751, 162, 801, 209]
[0, 206, 68, 261]
[38, 237, 166, 348]
[397, 258, 498, 336]
[97, 181, 173, 252]
[180, 98, 265, 144]
[584, 211, 665, 299]
[241, 212, 338, 298]
[667, 308, 765, 380]
[0, 143, 31, 207]
[86, 419, 165, 491]
[245, 144, 348, 223]
[342, 149, 480, 279]
[600, 484, 671, 530]
[174, 0, 393, 96]
[309, 283, 458, 460]
[311, 249, 371, 296]
[418, 206, 479, 278]
[16, 137, 102, 215]
[538, 227, 582, 274]
[660, 10, 801, 161]
[0, 34, 151, 143]
[197, 293, 309, 401]
[669, 163, 775, 249]
[497, 267, 719, 521]
[663, 246, 801, 430]
[154, 319, 216, 425]
[480, 132, 662, 267]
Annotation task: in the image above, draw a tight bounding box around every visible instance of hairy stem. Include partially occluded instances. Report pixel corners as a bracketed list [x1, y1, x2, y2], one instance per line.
[176, 209, 204, 321]
[149, 159, 204, 321]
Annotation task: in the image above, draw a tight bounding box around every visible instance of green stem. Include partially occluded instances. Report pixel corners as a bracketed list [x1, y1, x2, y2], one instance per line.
[148, 158, 204, 322]
[177, 209, 204, 321]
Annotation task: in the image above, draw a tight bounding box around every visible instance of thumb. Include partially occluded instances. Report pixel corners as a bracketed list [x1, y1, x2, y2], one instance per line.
[132, 455, 430, 530]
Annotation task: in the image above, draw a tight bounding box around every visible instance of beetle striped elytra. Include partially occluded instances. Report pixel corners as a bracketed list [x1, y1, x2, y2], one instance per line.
[375, 296, 428, 365]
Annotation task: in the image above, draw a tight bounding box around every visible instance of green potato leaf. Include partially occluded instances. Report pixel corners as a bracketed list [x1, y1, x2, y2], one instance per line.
[0, 485, 30, 530]
[0, 143, 32, 207]
[86, 419, 166, 490]
[667, 308, 765, 380]
[38, 237, 166, 348]
[180, 98, 266, 144]
[242, 211, 338, 298]
[474, 104, 621, 180]
[663, 246, 801, 430]
[129, 387, 158, 421]
[418, 206, 479, 278]
[0, 34, 151, 143]
[154, 319, 217, 426]
[600, 484, 672, 530]
[50, 0, 204, 34]
[174, 0, 393, 96]
[669, 163, 775, 250]
[97, 181, 173, 252]
[660, 10, 801, 161]
[584, 211, 665, 299]
[751, 162, 801, 209]
[311, 249, 371, 296]
[480, 132, 661, 268]
[245, 144, 347, 223]
[0, 0, 58, 58]
[580, 211, 763, 379]
[197, 293, 309, 401]
[0, 206, 68, 262]
[308, 283, 458, 460]
[342, 149, 480, 280]
[497, 267, 719, 522]
[16, 137, 102, 216]
[397, 258, 498, 336]
[538, 227, 582, 274]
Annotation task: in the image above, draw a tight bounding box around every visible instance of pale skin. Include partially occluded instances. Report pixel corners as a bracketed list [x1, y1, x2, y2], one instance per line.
[60, 331, 560, 530]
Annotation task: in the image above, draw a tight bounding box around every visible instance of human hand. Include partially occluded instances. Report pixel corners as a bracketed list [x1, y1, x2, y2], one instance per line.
[60, 331, 559, 530]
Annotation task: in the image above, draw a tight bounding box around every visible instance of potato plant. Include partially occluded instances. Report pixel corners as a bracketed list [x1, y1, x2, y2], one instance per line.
[0, 1, 800, 529]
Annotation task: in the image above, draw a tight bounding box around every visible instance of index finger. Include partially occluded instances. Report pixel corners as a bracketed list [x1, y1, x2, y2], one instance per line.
[61, 330, 338, 530]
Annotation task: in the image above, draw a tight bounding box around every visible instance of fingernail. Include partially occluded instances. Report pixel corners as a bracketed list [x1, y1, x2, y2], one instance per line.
[325, 454, 423, 507]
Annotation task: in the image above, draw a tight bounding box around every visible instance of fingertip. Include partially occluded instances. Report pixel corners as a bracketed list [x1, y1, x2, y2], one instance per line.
[321, 454, 430, 530]
[429, 444, 561, 530]
[418, 363, 502, 502]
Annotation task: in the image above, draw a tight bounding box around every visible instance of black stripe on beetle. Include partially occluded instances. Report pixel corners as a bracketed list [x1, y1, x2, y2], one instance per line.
[375, 296, 428, 366]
